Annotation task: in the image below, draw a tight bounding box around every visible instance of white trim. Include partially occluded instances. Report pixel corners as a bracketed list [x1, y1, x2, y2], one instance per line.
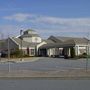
[19, 47, 35, 49]
[10, 37, 19, 46]
[10, 37, 21, 49]
[15, 35, 21, 38]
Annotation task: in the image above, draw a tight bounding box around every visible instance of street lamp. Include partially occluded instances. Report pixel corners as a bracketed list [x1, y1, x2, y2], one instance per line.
[86, 32, 90, 72]
[20, 30, 23, 61]
[0, 33, 4, 61]
[8, 36, 10, 72]
[8, 36, 10, 60]
[86, 39, 89, 72]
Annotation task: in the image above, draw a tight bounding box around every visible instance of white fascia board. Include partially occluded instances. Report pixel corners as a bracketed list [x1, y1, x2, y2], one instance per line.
[37, 41, 47, 48]
[10, 37, 20, 47]
[75, 44, 88, 47]
[10, 37, 19, 45]
[20, 47, 35, 49]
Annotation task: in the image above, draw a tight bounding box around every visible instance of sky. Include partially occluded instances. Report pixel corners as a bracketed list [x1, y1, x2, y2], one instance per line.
[0, 0, 90, 39]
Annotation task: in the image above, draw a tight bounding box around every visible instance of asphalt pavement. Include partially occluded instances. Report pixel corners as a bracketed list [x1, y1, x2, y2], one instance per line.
[0, 80, 90, 90]
[0, 57, 90, 71]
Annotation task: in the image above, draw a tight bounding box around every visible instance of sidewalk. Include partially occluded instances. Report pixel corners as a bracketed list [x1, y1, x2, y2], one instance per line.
[0, 57, 40, 63]
[0, 69, 90, 79]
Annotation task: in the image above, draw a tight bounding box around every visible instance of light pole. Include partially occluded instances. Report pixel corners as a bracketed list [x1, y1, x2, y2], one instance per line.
[8, 36, 10, 72]
[86, 43, 88, 72]
[86, 33, 90, 72]
[20, 30, 23, 61]
[0, 33, 4, 61]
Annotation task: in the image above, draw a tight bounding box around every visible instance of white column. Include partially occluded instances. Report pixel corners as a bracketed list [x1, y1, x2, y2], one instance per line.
[75, 46, 79, 56]
[68, 48, 71, 57]
[86, 46, 89, 55]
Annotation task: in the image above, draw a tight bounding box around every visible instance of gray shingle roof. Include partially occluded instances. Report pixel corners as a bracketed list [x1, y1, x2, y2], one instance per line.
[48, 36, 62, 43]
[42, 39, 55, 44]
[25, 29, 35, 32]
[48, 36, 89, 44]
[55, 36, 74, 42]
[40, 36, 89, 49]
[20, 29, 40, 38]
[12, 37, 38, 47]
[63, 38, 89, 45]
[24, 29, 37, 34]
[39, 43, 75, 49]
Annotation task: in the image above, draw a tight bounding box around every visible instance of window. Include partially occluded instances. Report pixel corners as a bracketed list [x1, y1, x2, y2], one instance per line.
[31, 49, 35, 55]
[35, 38, 38, 42]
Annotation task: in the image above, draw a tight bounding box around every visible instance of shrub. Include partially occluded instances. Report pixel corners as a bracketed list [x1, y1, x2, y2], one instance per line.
[70, 47, 75, 58]
[23, 54, 30, 57]
[78, 53, 87, 58]
[11, 49, 23, 58]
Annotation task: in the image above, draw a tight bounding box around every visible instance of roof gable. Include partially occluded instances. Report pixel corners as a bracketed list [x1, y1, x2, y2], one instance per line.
[49, 36, 89, 44]
[48, 36, 62, 43]
[11, 37, 38, 47]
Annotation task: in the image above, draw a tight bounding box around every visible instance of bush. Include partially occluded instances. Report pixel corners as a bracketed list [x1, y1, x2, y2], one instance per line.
[70, 47, 75, 58]
[78, 53, 87, 58]
[10, 49, 23, 58]
[23, 54, 30, 57]
[83, 53, 87, 56]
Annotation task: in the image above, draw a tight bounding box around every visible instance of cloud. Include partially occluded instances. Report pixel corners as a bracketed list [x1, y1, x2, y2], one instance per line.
[0, 24, 89, 39]
[0, 25, 20, 38]
[4, 13, 90, 27]
[33, 28, 89, 38]
[2, 13, 90, 38]
[4, 13, 34, 22]
[35, 16, 90, 27]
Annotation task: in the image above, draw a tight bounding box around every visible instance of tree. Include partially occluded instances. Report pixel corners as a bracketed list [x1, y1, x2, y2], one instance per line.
[70, 47, 75, 58]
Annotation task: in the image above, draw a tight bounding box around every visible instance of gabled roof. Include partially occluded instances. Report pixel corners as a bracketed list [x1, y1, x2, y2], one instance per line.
[39, 42, 75, 49]
[24, 29, 37, 34]
[20, 29, 40, 38]
[25, 29, 35, 32]
[48, 36, 89, 44]
[11, 37, 38, 47]
[40, 36, 89, 49]
[73, 38, 88, 44]
[48, 36, 62, 43]
[42, 39, 55, 44]
[55, 36, 74, 42]
[63, 38, 89, 45]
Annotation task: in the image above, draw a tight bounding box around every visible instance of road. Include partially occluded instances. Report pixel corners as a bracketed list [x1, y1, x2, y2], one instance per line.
[0, 79, 90, 90]
[0, 57, 90, 71]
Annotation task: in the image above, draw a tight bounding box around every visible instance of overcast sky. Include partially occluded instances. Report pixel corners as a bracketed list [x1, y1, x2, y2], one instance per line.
[0, 0, 90, 38]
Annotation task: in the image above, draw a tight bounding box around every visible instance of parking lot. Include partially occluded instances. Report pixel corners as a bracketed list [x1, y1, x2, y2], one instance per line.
[0, 57, 90, 71]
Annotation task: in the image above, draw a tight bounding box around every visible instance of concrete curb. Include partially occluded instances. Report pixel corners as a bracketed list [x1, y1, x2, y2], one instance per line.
[0, 69, 90, 79]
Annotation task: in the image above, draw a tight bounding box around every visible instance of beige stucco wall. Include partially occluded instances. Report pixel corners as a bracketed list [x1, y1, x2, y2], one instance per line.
[75, 45, 88, 55]
[23, 37, 42, 43]
[23, 37, 32, 42]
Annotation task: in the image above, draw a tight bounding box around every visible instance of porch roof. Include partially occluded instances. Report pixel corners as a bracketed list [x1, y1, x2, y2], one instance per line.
[39, 43, 75, 49]
[39, 38, 90, 49]
[48, 36, 89, 44]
